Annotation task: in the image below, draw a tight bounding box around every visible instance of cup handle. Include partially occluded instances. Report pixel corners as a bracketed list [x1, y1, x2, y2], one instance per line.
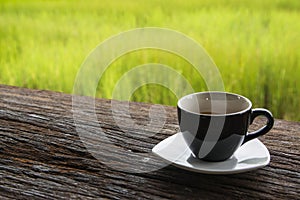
[242, 108, 274, 144]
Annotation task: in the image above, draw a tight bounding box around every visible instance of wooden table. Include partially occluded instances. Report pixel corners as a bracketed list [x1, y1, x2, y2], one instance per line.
[0, 85, 299, 199]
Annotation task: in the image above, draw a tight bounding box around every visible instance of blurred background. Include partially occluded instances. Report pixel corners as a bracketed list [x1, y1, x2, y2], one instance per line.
[0, 0, 299, 121]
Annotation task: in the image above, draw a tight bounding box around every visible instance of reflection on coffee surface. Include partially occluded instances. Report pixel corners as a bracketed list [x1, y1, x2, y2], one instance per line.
[200, 111, 224, 115]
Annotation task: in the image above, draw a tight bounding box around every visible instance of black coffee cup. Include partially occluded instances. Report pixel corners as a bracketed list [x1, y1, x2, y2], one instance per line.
[177, 92, 274, 162]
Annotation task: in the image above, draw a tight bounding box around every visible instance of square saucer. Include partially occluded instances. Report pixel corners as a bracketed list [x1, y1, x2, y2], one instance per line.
[152, 132, 270, 174]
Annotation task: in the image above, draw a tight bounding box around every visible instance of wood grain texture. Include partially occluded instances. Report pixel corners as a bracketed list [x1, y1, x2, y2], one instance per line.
[0, 85, 299, 199]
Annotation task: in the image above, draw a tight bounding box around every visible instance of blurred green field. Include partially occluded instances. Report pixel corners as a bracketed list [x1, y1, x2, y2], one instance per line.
[0, 0, 299, 121]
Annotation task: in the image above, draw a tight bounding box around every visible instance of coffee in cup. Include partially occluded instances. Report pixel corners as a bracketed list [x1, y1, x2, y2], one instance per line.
[177, 91, 274, 162]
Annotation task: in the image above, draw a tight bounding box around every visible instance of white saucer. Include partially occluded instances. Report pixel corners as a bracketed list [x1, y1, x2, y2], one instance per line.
[152, 132, 270, 174]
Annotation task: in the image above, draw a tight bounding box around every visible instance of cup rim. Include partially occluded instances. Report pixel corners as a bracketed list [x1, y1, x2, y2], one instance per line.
[177, 91, 252, 116]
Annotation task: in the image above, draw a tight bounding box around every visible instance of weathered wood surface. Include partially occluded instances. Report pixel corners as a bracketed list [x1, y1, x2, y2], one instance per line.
[0, 84, 299, 199]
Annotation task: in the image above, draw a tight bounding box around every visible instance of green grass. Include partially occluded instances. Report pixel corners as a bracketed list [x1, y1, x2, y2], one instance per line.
[0, 0, 299, 121]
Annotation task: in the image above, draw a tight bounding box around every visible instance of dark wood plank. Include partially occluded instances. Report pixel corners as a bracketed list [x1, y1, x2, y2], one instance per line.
[0, 85, 299, 199]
